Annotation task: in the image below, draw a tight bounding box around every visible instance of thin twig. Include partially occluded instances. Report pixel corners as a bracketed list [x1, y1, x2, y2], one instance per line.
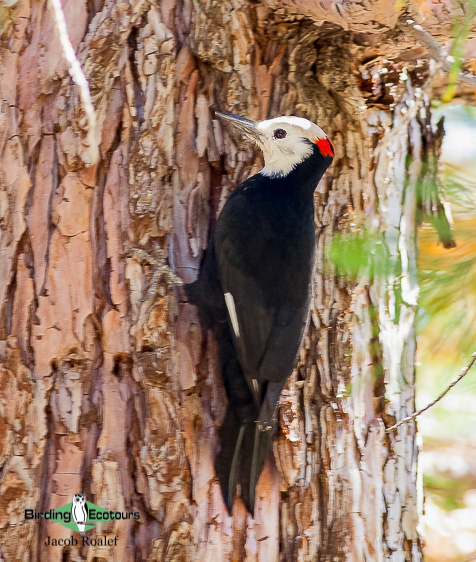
[386, 352, 476, 433]
[49, 0, 99, 164]
[399, 20, 476, 88]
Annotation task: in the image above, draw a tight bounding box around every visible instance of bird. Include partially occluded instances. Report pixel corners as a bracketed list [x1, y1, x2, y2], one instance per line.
[185, 111, 334, 514]
[71, 494, 88, 535]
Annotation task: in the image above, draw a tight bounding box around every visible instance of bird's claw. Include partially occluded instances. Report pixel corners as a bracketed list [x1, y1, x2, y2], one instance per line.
[129, 242, 183, 304]
[256, 420, 273, 432]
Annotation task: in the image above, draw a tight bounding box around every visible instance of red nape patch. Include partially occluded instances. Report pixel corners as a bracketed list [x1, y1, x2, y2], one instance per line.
[315, 136, 335, 158]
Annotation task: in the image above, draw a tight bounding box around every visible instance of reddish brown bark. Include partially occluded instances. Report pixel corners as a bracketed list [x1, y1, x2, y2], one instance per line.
[0, 0, 468, 560]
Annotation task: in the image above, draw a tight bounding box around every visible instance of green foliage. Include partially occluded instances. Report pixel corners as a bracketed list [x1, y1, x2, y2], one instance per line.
[329, 230, 388, 281]
[418, 104, 476, 559]
[443, 0, 476, 102]
[444, 165, 476, 218]
[415, 154, 456, 249]
[0, 4, 14, 34]
[419, 249, 476, 353]
[423, 471, 466, 511]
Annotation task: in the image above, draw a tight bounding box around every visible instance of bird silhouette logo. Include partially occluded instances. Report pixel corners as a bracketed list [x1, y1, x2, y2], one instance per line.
[71, 494, 88, 535]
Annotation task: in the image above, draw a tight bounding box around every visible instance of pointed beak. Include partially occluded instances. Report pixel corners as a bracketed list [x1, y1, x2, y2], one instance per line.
[216, 111, 261, 143]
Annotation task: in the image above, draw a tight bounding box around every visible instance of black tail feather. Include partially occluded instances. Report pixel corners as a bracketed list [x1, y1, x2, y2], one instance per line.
[214, 407, 245, 512]
[187, 251, 276, 514]
[244, 423, 273, 513]
[215, 409, 273, 515]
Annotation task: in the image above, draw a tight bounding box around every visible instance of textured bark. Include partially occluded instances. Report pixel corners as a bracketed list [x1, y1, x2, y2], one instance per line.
[0, 0, 467, 560]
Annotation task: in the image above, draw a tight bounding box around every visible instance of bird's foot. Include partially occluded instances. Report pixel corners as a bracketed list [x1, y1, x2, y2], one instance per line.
[256, 420, 274, 432]
[129, 242, 183, 303]
[256, 406, 278, 432]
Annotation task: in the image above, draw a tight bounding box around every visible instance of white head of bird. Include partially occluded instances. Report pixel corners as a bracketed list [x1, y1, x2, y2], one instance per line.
[216, 112, 333, 178]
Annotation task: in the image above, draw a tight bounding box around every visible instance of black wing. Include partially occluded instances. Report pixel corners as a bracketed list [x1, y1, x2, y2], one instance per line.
[214, 181, 313, 415]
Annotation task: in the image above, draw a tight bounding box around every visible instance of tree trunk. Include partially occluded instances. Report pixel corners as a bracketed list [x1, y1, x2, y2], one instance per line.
[0, 0, 460, 560]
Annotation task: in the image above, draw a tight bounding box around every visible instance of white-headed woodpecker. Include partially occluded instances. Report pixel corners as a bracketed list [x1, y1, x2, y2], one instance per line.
[185, 112, 334, 514]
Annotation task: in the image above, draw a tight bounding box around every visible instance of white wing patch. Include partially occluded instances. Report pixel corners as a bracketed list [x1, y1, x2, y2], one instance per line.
[224, 292, 240, 338]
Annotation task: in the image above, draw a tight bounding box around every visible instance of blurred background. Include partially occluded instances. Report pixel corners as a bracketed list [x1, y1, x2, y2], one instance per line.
[418, 103, 476, 561]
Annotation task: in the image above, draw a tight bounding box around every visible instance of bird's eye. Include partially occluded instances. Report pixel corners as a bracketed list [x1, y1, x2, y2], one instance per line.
[273, 128, 287, 139]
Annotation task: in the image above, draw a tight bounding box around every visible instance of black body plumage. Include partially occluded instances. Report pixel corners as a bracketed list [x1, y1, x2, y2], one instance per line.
[185, 121, 333, 514]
